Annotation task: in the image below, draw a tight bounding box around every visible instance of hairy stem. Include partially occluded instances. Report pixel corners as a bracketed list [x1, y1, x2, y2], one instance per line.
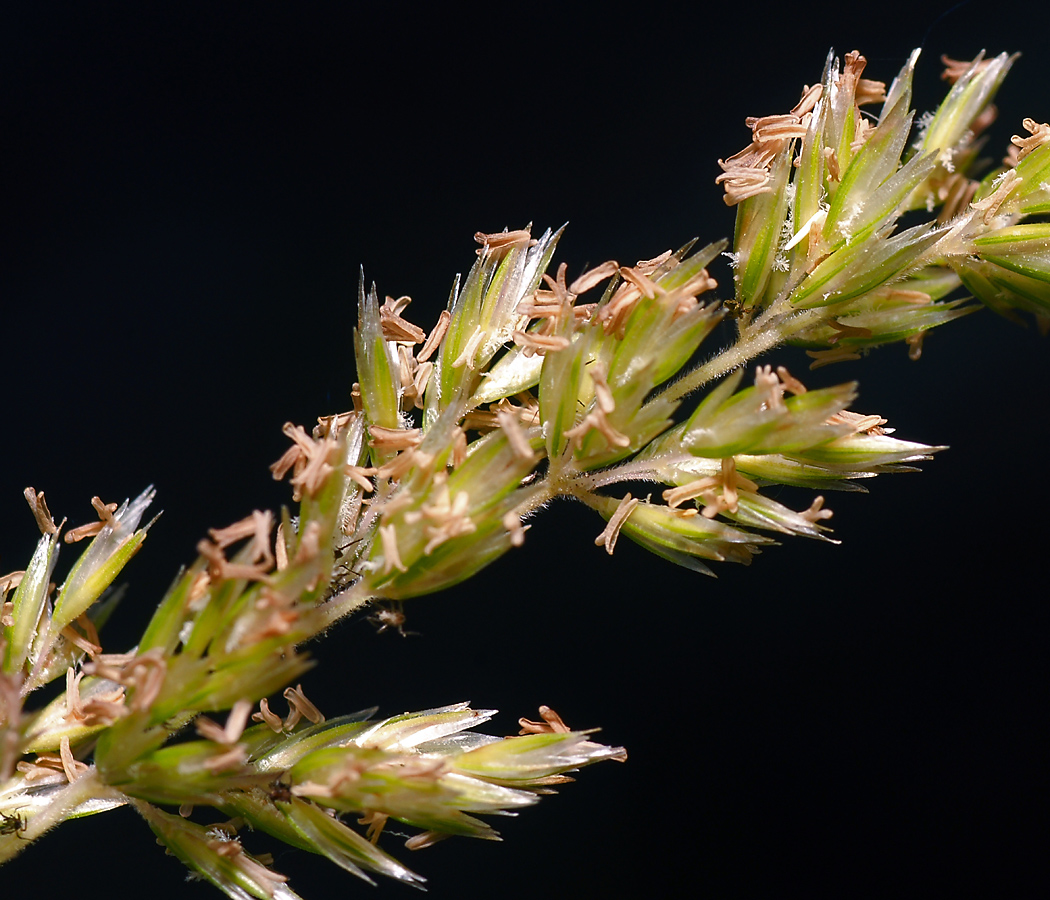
[655, 305, 828, 404]
[306, 580, 376, 634]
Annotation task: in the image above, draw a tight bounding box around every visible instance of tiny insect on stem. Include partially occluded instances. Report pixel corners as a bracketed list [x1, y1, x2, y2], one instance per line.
[0, 810, 27, 838]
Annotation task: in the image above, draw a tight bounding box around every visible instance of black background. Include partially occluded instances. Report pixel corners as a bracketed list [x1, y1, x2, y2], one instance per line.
[3, 2, 1048, 898]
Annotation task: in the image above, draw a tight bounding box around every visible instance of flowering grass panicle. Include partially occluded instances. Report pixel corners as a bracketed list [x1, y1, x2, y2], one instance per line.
[2, 46, 1048, 898]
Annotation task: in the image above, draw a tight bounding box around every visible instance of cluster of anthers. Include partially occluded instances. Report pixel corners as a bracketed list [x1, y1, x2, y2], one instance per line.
[717, 51, 887, 205]
[2, 462, 628, 893]
[299, 228, 727, 592]
[716, 50, 1048, 230]
[248, 192, 959, 601]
